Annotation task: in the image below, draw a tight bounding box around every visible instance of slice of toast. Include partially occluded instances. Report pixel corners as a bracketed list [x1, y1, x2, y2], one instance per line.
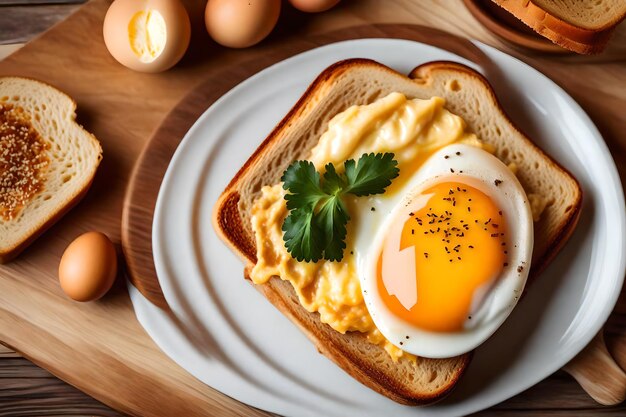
[0, 77, 102, 263]
[213, 59, 582, 404]
[492, 0, 626, 54]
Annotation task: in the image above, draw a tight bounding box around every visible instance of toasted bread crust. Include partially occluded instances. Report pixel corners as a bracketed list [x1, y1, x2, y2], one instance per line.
[213, 59, 582, 404]
[0, 180, 93, 263]
[213, 191, 256, 264]
[249, 271, 472, 405]
[492, 0, 626, 54]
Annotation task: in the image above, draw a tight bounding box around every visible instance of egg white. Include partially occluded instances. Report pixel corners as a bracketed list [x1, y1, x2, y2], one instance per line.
[350, 143, 534, 358]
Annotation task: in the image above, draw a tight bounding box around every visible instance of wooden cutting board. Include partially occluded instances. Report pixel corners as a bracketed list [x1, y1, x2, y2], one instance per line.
[0, 0, 625, 415]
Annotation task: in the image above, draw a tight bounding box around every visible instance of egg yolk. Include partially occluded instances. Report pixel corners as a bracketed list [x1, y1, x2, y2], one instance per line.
[377, 182, 508, 332]
[128, 10, 166, 62]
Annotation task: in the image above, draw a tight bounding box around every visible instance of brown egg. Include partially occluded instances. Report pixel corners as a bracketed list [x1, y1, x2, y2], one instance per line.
[103, 0, 191, 73]
[59, 232, 118, 302]
[205, 0, 281, 48]
[288, 0, 340, 13]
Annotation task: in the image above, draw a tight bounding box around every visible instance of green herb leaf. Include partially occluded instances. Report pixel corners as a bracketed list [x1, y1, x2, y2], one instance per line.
[282, 208, 324, 262]
[281, 152, 399, 262]
[344, 152, 400, 196]
[281, 160, 326, 211]
[316, 195, 349, 261]
[321, 162, 347, 196]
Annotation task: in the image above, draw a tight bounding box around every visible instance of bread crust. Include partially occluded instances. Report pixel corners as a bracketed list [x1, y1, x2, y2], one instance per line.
[213, 58, 582, 404]
[492, 0, 626, 54]
[213, 191, 256, 264]
[0, 76, 102, 262]
[246, 269, 473, 405]
[0, 181, 93, 263]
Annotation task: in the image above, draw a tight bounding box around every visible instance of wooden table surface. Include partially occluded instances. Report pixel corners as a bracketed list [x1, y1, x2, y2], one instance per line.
[0, 1, 625, 416]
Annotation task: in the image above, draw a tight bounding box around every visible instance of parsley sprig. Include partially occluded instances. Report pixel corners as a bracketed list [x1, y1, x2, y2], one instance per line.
[281, 153, 399, 262]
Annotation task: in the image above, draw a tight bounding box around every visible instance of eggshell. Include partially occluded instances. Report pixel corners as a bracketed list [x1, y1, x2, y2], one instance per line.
[288, 0, 340, 13]
[59, 232, 118, 302]
[103, 0, 191, 73]
[205, 0, 281, 48]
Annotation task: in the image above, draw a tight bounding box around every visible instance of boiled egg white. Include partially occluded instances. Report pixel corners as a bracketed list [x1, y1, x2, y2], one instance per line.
[351, 143, 533, 358]
[103, 0, 191, 73]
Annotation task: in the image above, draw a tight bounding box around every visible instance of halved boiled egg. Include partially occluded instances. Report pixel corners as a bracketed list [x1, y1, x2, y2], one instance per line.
[103, 0, 191, 73]
[354, 143, 533, 358]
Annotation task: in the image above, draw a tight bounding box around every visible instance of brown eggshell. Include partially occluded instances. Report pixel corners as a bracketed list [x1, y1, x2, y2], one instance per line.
[288, 0, 340, 13]
[205, 0, 281, 48]
[59, 232, 118, 302]
[103, 0, 191, 73]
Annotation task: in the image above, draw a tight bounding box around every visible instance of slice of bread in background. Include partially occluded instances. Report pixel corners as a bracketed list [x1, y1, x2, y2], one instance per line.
[213, 59, 581, 404]
[0, 77, 102, 263]
[492, 0, 626, 54]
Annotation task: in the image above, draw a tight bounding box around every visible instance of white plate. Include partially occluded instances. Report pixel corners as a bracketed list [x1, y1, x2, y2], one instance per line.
[129, 39, 626, 417]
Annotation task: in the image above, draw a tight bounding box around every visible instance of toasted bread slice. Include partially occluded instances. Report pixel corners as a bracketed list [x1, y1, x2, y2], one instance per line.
[0, 77, 102, 263]
[492, 0, 626, 54]
[213, 59, 582, 404]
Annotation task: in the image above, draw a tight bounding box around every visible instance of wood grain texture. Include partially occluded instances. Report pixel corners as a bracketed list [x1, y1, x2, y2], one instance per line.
[564, 332, 626, 405]
[0, 0, 84, 4]
[0, 5, 82, 44]
[0, 44, 23, 60]
[0, 351, 122, 417]
[0, 0, 625, 416]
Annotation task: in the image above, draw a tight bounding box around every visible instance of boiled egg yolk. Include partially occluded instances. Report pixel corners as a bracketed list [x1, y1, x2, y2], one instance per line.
[128, 10, 167, 63]
[377, 182, 508, 332]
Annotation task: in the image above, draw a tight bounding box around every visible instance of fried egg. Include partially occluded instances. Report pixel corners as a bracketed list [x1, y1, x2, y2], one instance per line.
[352, 143, 533, 358]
